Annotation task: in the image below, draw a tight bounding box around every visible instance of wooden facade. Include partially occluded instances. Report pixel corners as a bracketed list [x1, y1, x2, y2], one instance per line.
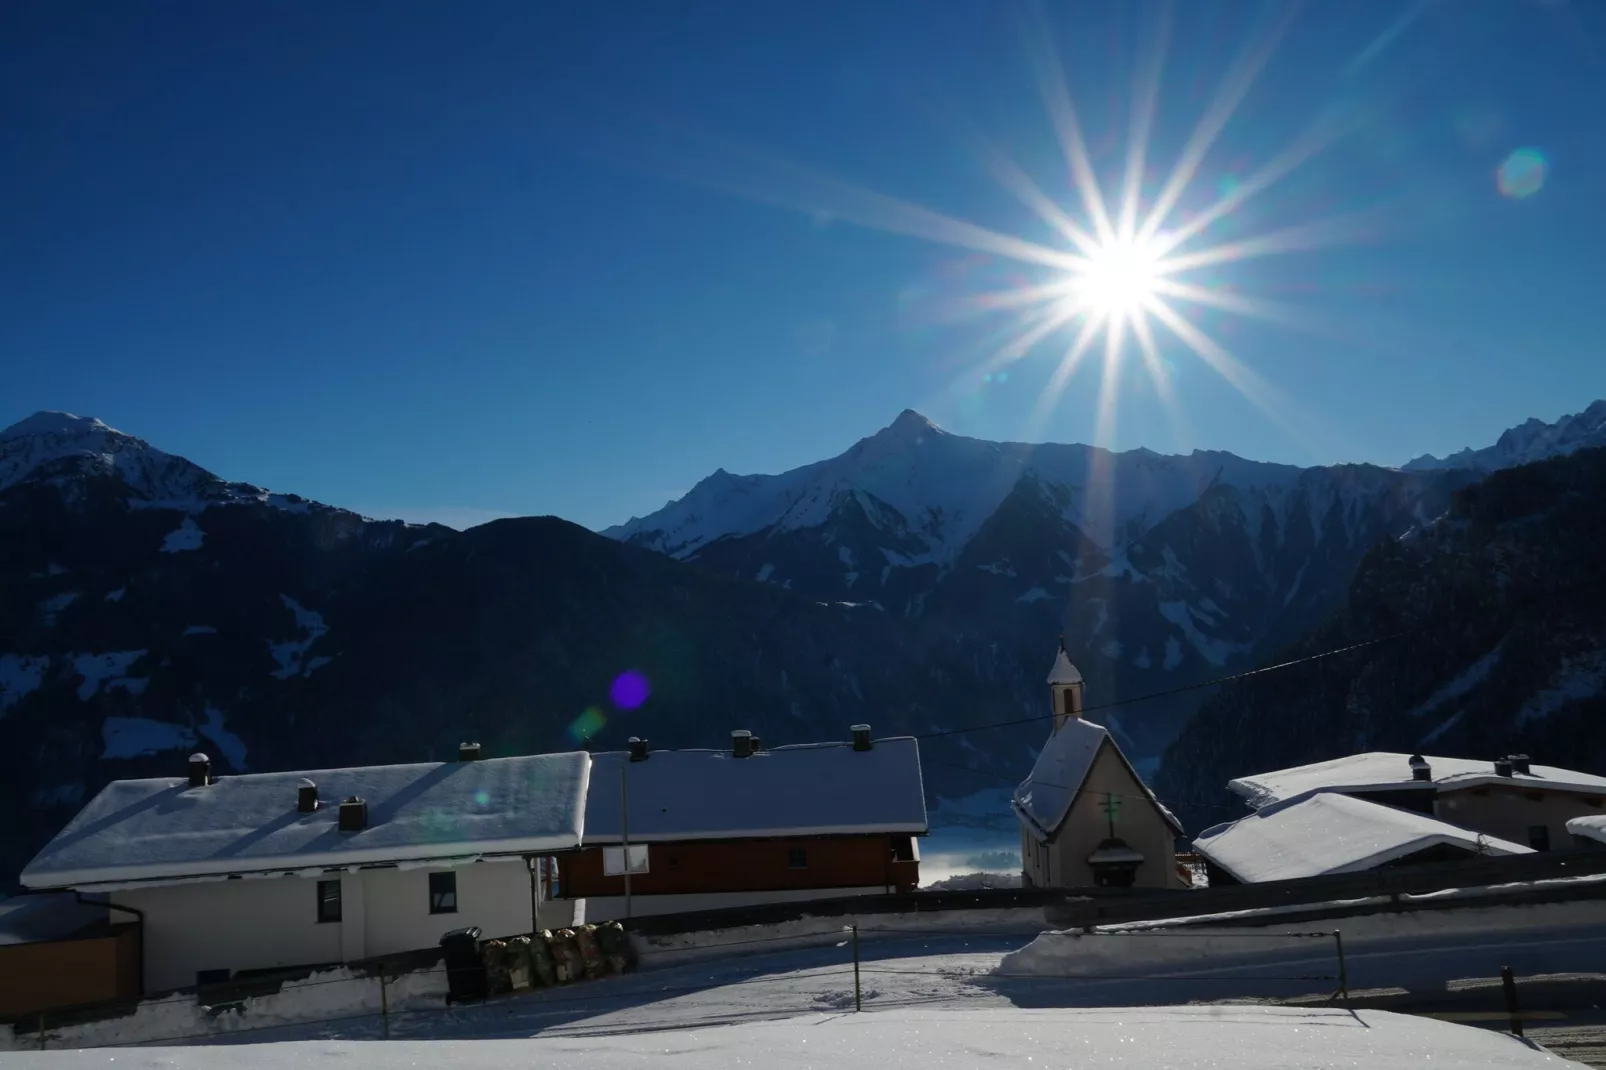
[556, 832, 920, 901]
[0, 922, 141, 1019]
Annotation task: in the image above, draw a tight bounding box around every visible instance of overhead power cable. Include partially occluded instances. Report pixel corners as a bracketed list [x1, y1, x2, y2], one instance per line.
[911, 633, 1398, 743]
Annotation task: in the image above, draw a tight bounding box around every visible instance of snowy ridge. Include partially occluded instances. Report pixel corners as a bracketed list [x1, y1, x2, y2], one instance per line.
[0, 410, 328, 516]
[1404, 399, 1606, 473]
[607, 410, 1306, 563]
[2, 411, 246, 505]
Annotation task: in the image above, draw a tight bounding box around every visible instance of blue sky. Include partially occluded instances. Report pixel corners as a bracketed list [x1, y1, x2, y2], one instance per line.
[6, 0, 1605, 531]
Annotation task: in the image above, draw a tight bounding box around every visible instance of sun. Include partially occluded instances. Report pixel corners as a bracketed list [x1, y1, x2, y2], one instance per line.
[1073, 231, 1166, 319]
[675, 2, 1364, 455]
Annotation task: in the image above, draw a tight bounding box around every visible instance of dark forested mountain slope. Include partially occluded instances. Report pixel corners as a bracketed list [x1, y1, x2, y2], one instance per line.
[1155, 446, 1606, 832]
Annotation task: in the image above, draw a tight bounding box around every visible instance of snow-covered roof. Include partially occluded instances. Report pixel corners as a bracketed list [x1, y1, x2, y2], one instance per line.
[0, 892, 108, 946]
[21, 752, 590, 889]
[1012, 719, 1182, 841]
[1048, 648, 1083, 685]
[1567, 813, 1606, 846]
[583, 737, 926, 843]
[1087, 843, 1145, 865]
[1228, 751, 1606, 809]
[1194, 792, 1532, 883]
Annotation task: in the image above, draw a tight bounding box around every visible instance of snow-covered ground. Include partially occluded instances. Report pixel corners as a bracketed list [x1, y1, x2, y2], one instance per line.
[15, 907, 1606, 1054]
[2, 1006, 1582, 1068]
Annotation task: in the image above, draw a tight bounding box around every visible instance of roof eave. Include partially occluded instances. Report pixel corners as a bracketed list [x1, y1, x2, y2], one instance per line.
[21, 836, 585, 891]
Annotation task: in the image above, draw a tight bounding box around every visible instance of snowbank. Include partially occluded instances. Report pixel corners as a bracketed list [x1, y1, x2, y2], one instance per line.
[0, 963, 447, 1052]
[996, 896, 1606, 981]
[0, 1006, 1574, 1068]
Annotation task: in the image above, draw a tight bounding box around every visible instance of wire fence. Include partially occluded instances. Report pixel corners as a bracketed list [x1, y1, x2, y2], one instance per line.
[9, 924, 1357, 1051]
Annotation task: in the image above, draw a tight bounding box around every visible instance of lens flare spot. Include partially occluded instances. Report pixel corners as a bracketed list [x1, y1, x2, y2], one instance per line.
[568, 706, 606, 743]
[473, 790, 490, 808]
[1497, 148, 1547, 199]
[610, 671, 651, 710]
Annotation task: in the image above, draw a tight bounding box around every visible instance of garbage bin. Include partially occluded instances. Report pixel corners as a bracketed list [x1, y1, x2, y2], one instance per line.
[440, 926, 486, 1003]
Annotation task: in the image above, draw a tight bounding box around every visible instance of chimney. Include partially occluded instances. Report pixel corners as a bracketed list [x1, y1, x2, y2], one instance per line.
[458, 742, 481, 762]
[297, 778, 319, 813]
[187, 753, 211, 788]
[1510, 753, 1532, 775]
[1408, 753, 1431, 782]
[1494, 758, 1514, 778]
[731, 730, 753, 758]
[338, 796, 368, 832]
[628, 737, 649, 762]
[851, 725, 872, 752]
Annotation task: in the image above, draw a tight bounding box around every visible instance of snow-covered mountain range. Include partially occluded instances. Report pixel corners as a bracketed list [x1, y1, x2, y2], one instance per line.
[3, 400, 1602, 886]
[0, 410, 319, 513]
[1403, 400, 1606, 474]
[607, 404, 1600, 764]
[609, 409, 1308, 562]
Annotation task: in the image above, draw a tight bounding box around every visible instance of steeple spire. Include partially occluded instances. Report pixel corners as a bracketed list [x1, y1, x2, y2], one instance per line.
[1047, 636, 1085, 733]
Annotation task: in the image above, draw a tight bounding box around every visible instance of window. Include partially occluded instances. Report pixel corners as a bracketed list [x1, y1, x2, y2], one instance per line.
[788, 847, 808, 869]
[429, 870, 458, 914]
[602, 844, 650, 875]
[1529, 825, 1551, 852]
[316, 879, 342, 923]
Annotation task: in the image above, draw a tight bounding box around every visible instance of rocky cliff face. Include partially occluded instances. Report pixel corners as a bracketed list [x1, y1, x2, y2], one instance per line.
[1154, 446, 1606, 833]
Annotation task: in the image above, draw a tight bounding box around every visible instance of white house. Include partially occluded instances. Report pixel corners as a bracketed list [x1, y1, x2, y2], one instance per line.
[1228, 751, 1606, 852]
[1014, 640, 1186, 889]
[20, 748, 588, 993]
[1193, 791, 1533, 885]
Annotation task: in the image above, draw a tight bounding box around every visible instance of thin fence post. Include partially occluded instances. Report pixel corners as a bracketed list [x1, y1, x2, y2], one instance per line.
[38, 1012, 45, 1051]
[379, 966, 390, 1040]
[1501, 966, 1523, 1037]
[1332, 930, 1349, 1005]
[851, 925, 862, 1012]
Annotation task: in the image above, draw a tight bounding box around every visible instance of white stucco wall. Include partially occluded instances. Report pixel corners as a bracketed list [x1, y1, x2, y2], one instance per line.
[1018, 739, 1183, 890]
[114, 860, 540, 993]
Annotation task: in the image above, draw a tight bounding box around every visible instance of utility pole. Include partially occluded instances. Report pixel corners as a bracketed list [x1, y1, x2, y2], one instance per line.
[620, 764, 632, 921]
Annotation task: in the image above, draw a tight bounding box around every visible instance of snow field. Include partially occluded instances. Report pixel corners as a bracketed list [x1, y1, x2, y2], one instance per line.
[0, 1006, 1584, 1069]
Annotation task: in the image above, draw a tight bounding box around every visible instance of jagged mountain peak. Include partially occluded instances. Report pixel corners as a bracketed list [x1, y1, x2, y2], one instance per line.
[883, 408, 945, 439]
[0, 409, 325, 516]
[1403, 400, 1606, 473]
